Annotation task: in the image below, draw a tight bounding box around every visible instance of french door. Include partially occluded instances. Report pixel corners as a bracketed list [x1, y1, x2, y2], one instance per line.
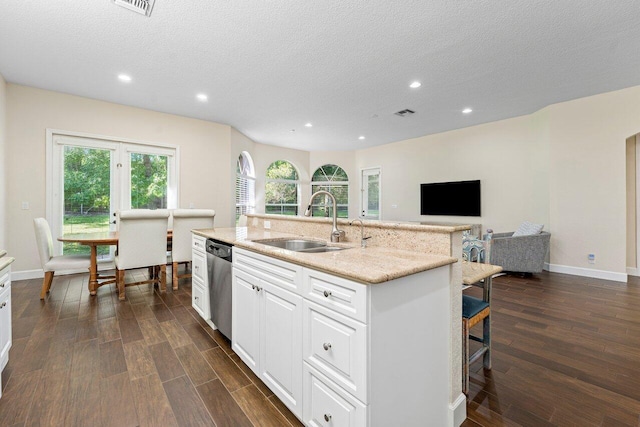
[361, 167, 381, 220]
[48, 132, 178, 259]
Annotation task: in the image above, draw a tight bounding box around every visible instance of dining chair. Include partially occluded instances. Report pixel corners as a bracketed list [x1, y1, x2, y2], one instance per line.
[114, 209, 170, 301]
[33, 218, 91, 300]
[170, 209, 215, 290]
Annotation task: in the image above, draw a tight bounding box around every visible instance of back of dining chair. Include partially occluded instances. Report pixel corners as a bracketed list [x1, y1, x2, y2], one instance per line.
[116, 209, 170, 271]
[33, 217, 54, 268]
[171, 209, 216, 264]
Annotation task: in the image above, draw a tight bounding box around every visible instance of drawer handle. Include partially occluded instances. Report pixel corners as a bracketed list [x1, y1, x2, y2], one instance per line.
[252, 285, 262, 292]
[323, 290, 332, 298]
[323, 342, 332, 351]
[0, 283, 4, 287]
[324, 414, 332, 422]
[0, 302, 6, 309]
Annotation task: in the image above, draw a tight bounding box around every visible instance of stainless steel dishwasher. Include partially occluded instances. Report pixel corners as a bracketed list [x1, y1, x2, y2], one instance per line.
[206, 239, 232, 340]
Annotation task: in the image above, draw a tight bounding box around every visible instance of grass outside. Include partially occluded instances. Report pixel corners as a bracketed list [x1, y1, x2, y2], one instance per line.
[63, 214, 110, 255]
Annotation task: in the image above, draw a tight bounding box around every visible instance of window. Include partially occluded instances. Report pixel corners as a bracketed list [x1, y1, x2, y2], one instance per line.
[236, 151, 255, 223]
[311, 164, 349, 218]
[48, 132, 178, 258]
[361, 167, 381, 220]
[265, 160, 299, 215]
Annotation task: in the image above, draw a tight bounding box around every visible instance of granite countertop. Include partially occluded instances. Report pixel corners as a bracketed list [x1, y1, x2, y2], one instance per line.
[0, 250, 15, 271]
[193, 227, 457, 284]
[461, 261, 503, 285]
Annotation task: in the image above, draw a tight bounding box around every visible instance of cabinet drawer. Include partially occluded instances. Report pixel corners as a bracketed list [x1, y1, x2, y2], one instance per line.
[192, 277, 208, 319]
[192, 234, 206, 253]
[303, 268, 367, 323]
[233, 248, 302, 294]
[192, 249, 206, 283]
[303, 363, 367, 427]
[304, 300, 367, 403]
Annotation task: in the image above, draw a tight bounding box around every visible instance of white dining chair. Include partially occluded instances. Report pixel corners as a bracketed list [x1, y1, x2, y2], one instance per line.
[170, 209, 215, 290]
[33, 218, 91, 300]
[115, 209, 170, 301]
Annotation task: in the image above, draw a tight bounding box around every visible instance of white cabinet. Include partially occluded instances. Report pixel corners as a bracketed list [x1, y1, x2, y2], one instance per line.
[0, 262, 13, 400]
[233, 246, 453, 427]
[191, 234, 210, 320]
[233, 249, 303, 418]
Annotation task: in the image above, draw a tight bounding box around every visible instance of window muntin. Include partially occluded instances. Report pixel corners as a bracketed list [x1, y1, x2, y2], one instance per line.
[265, 160, 299, 216]
[236, 151, 255, 223]
[310, 164, 349, 218]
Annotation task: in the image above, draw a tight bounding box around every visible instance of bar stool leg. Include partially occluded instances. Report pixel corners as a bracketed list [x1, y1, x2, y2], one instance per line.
[462, 319, 470, 395]
[482, 315, 491, 370]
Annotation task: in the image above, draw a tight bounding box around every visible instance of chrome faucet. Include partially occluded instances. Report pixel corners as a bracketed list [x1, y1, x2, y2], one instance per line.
[304, 191, 345, 243]
[349, 218, 372, 248]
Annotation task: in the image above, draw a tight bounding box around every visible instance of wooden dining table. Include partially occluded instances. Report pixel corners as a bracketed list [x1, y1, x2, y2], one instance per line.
[58, 230, 172, 296]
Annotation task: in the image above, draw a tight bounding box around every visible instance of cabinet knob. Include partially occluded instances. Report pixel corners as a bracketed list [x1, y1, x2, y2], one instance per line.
[324, 413, 332, 422]
[323, 290, 332, 298]
[323, 342, 332, 351]
[194, 296, 199, 301]
[0, 283, 4, 287]
[0, 302, 6, 308]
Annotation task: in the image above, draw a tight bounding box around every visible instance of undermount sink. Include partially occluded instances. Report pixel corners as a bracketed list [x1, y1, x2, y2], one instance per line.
[253, 238, 348, 253]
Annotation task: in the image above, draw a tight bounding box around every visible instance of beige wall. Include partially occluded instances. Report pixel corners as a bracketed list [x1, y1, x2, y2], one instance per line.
[355, 113, 550, 232]
[0, 74, 6, 249]
[7, 84, 232, 272]
[547, 86, 640, 275]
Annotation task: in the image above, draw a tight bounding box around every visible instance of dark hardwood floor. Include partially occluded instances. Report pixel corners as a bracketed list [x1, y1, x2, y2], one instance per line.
[0, 268, 303, 427]
[1, 267, 639, 426]
[462, 272, 640, 427]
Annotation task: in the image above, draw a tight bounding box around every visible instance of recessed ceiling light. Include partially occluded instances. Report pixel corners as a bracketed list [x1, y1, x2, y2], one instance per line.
[358, 136, 365, 140]
[118, 74, 132, 82]
[305, 123, 312, 127]
[290, 129, 296, 132]
[196, 93, 208, 102]
[409, 81, 422, 89]
[462, 108, 473, 114]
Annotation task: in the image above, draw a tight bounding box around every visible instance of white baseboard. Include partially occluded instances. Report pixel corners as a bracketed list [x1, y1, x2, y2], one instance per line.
[12, 263, 115, 282]
[545, 263, 627, 282]
[449, 393, 467, 427]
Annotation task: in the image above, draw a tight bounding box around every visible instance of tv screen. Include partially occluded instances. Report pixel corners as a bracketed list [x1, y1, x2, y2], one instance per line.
[420, 180, 481, 216]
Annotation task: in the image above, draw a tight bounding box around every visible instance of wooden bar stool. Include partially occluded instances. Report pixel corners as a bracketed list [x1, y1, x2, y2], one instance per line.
[462, 294, 490, 395]
[461, 261, 502, 395]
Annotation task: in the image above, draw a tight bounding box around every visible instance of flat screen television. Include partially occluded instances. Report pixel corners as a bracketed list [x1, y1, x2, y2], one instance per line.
[420, 180, 481, 216]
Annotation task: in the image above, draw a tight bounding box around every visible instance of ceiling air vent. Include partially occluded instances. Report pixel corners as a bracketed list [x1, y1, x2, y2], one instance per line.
[112, 0, 155, 17]
[394, 109, 415, 117]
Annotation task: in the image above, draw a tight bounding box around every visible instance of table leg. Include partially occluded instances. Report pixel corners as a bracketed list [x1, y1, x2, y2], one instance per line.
[89, 245, 98, 296]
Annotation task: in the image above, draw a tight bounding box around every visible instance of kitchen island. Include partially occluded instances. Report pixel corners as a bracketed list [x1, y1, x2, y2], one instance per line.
[193, 214, 470, 426]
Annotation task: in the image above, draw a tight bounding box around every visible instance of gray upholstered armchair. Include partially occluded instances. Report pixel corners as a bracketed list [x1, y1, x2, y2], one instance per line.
[485, 231, 551, 274]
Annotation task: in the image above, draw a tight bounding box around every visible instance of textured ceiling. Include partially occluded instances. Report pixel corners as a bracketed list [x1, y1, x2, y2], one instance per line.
[1, 1, 640, 151]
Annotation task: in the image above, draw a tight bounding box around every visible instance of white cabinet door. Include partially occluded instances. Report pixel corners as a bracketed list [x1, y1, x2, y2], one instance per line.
[260, 282, 303, 418]
[232, 268, 261, 374]
[0, 284, 11, 371]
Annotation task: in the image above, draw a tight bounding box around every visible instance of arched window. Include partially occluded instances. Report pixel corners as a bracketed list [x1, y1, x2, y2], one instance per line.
[236, 151, 255, 223]
[310, 164, 349, 218]
[265, 160, 299, 215]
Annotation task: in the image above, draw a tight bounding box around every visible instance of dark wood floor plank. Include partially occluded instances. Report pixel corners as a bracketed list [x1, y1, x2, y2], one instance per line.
[131, 373, 179, 427]
[100, 371, 139, 427]
[203, 347, 251, 392]
[42, 337, 74, 377]
[123, 340, 157, 380]
[75, 317, 99, 342]
[196, 379, 253, 427]
[168, 304, 198, 326]
[131, 302, 155, 320]
[118, 315, 144, 344]
[163, 375, 216, 427]
[99, 339, 128, 378]
[138, 317, 169, 346]
[148, 341, 186, 382]
[151, 303, 176, 323]
[0, 370, 42, 426]
[232, 384, 292, 427]
[269, 394, 304, 427]
[160, 319, 194, 349]
[11, 334, 52, 375]
[25, 370, 70, 426]
[69, 338, 100, 378]
[182, 322, 219, 351]
[231, 353, 274, 398]
[98, 316, 121, 343]
[64, 373, 102, 426]
[174, 343, 217, 386]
